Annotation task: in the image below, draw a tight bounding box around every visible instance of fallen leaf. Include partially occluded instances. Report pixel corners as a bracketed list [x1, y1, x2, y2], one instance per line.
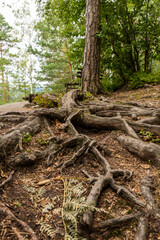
[141, 164, 150, 169]
[38, 179, 51, 186]
[1, 170, 6, 178]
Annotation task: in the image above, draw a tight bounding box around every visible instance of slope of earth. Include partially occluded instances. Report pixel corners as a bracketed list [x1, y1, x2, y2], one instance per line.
[0, 85, 160, 240]
[0, 102, 34, 113]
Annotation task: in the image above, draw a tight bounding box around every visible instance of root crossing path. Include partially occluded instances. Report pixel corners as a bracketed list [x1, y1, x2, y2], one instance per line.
[0, 89, 159, 240]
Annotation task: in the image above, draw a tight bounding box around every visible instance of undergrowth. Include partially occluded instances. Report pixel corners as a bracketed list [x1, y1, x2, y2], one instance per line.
[23, 178, 108, 239]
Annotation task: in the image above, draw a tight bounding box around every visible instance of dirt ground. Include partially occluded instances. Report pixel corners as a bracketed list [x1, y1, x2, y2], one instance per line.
[0, 85, 160, 239]
[0, 102, 34, 113]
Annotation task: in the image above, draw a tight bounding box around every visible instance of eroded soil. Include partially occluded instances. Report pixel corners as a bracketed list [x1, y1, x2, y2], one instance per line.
[0, 85, 160, 239]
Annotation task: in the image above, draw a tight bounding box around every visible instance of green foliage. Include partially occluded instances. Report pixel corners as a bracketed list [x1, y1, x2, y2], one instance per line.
[84, 91, 94, 100]
[138, 129, 160, 143]
[22, 132, 32, 144]
[101, 74, 124, 92]
[37, 136, 49, 146]
[100, 0, 160, 88]
[33, 94, 59, 108]
[56, 179, 107, 240]
[13, 201, 22, 207]
[128, 69, 160, 89]
[23, 184, 46, 202]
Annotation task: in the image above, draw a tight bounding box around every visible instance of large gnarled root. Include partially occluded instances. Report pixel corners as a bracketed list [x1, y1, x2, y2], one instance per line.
[117, 135, 160, 168]
[81, 145, 145, 228]
[0, 117, 42, 161]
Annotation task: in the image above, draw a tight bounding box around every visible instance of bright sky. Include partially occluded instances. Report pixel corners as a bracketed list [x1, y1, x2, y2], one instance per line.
[0, 0, 41, 88]
[0, 0, 37, 26]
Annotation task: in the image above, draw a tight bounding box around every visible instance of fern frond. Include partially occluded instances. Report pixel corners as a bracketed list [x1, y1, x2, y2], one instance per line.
[37, 187, 46, 198]
[40, 222, 55, 238]
[63, 211, 78, 232]
[43, 203, 54, 213]
[23, 185, 37, 194]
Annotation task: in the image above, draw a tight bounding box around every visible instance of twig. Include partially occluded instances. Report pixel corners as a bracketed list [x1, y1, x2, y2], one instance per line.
[0, 171, 14, 188]
[11, 227, 24, 240]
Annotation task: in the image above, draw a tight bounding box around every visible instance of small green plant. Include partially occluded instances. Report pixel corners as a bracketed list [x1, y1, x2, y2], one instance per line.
[84, 91, 94, 100]
[13, 201, 22, 207]
[23, 132, 32, 144]
[37, 136, 50, 146]
[138, 129, 160, 143]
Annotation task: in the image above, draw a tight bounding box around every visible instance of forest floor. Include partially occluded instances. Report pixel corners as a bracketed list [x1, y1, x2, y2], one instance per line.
[0, 85, 160, 240]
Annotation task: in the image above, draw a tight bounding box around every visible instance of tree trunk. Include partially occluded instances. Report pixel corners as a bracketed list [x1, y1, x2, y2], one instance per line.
[82, 0, 103, 95]
[144, 0, 150, 72]
[0, 44, 6, 102]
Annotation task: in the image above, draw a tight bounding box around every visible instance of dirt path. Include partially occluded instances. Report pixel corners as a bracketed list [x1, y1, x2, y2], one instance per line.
[0, 102, 34, 113]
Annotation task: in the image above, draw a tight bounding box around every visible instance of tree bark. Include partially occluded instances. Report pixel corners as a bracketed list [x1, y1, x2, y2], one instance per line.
[82, 0, 103, 95]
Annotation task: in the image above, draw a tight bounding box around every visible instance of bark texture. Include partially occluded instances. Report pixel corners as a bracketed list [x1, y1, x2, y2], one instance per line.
[82, 0, 103, 94]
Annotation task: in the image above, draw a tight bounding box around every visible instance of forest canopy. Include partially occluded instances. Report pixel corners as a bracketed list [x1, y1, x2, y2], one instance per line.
[0, 0, 160, 102]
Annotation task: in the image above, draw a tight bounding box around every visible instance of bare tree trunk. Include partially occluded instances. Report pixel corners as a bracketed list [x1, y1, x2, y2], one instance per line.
[6, 72, 10, 102]
[82, 0, 103, 95]
[144, 0, 150, 72]
[0, 44, 6, 102]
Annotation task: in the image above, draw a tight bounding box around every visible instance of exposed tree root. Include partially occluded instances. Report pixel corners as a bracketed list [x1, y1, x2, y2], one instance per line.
[0, 90, 160, 239]
[141, 176, 160, 217]
[0, 202, 38, 240]
[134, 216, 148, 240]
[0, 117, 42, 161]
[0, 171, 14, 188]
[11, 227, 25, 240]
[93, 213, 140, 229]
[117, 135, 160, 168]
[81, 145, 145, 228]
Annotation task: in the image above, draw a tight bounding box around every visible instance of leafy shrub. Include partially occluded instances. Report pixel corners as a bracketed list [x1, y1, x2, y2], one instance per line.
[101, 73, 124, 92]
[33, 94, 59, 108]
[128, 70, 160, 90]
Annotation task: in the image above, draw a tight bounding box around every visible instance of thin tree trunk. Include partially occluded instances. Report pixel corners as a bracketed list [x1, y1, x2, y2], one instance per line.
[6, 72, 10, 102]
[144, 0, 150, 72]
[82, 0, 103, 95]
[0, 44, 6, 102]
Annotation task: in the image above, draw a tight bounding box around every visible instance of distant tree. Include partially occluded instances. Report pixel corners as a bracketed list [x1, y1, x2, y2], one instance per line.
[0, 13, 12, 102]
[34, 0, 85, 93]
[100, 0, 160, 88]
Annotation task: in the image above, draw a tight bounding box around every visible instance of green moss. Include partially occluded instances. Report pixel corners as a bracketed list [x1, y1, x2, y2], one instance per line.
[33, 94, 60, 108]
